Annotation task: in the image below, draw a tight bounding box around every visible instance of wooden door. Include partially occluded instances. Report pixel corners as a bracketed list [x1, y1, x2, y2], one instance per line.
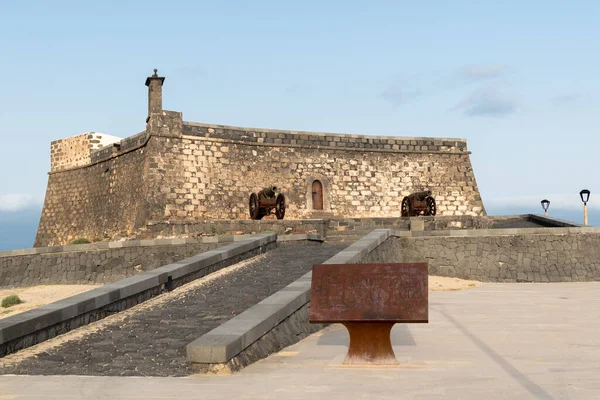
[312, 180, 323, 210]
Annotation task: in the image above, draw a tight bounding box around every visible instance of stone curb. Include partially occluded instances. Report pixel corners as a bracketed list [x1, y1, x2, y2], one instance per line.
[276, 234, 324, 242]
[0, 234, 276, 350]
[186, 229, 391, 364]
[0, 235, 256, 258]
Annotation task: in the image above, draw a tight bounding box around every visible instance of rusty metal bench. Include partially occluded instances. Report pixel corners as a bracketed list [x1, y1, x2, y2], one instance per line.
[309, 263, 428, 365]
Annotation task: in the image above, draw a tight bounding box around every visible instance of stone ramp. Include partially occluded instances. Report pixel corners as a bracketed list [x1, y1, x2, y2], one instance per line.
[0, 242, 344, 377]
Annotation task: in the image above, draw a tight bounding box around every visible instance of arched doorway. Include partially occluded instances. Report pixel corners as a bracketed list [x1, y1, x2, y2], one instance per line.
[312, 180, 323, 210]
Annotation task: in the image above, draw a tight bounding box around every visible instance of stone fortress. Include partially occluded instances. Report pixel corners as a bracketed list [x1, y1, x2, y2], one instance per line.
[35, 70, 486, 246]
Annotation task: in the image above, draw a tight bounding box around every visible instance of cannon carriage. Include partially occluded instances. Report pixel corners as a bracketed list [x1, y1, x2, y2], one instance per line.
[401, 190, 436, 217]
[248, 186, 286, 220]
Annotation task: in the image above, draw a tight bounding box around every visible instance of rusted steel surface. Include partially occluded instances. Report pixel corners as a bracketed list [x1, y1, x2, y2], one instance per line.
[309, 263, 428, 365]
[401, 190, 437, 217]
[248, 186, 286, 220]
[309, 263, 428, 323]
[343, 322, 398, 365]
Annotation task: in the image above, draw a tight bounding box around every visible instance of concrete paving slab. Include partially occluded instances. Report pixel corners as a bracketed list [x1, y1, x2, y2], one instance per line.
[1, 282, 599, 399]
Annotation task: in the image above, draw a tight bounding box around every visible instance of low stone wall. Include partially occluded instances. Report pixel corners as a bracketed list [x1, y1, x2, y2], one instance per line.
[327, 215, 495, 234]
[0, 234, 277, 358]
[363, 228, 600, 282]
[141, 219, 328, 239]
[0, 237, 247, 288]
[186, 229, 391, 373]
[142, 215, 505, 243]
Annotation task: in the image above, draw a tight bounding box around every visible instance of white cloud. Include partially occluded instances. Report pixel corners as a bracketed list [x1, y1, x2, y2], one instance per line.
[550, 93, 583, 105]
[0, 194, 43, 212]
[452, 86, 517, 117]
[379, 86, 422, 106]
[458, 64, 506, 82]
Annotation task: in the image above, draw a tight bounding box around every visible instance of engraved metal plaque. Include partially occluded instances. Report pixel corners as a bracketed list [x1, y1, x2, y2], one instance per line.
[309, 263, 428, 323]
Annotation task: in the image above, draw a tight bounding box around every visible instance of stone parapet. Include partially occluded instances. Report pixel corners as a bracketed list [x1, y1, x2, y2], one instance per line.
[50, 132, 122, 172]
[183, 122, 468, 153]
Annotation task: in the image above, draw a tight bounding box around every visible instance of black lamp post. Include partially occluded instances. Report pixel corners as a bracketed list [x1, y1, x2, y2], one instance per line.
[541, 199, 550, 216]
[580, 189, 590, 225]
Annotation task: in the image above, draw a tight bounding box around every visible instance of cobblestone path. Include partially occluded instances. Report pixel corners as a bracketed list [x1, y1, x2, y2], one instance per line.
[1, 242, 344, 377]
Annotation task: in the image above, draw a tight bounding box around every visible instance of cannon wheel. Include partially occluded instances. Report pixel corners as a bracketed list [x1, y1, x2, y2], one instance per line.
[275, 193, 286, 220]
[249, 193, 261, 220]
[401, 197, 411, 217]
[426, 196, 436, 216]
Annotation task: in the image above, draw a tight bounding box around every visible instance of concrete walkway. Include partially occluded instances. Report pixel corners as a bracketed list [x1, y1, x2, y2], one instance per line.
[1, 283, 599, 399]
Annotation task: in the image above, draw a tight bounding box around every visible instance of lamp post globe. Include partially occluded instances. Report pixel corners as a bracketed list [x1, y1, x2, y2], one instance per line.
[580, 189, 591, 225]
[541, 199, 550, 216]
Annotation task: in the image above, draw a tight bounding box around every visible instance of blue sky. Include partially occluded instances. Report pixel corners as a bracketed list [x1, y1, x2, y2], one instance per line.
[1, 1, 598, 250]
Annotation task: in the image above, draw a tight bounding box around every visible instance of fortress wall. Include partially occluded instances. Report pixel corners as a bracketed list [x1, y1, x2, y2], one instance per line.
[36, 115, 485, 246]
[35, 144, 149, 247]
[148, 124, 485, 221]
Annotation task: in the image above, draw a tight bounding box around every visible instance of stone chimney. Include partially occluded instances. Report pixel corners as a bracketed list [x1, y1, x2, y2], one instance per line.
[145, 68, 165, 122]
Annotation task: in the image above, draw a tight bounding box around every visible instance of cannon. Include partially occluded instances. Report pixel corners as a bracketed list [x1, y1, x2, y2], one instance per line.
[401, 190, 436, 217]
[249, 186, 286, 220]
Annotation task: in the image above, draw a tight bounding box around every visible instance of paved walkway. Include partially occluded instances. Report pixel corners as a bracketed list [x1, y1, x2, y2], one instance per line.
[1, 282, 599, 399]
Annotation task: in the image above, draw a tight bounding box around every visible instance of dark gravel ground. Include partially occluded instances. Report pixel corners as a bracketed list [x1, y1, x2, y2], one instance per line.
[1, 241, 344, 377]
[491, 218, 546, 229]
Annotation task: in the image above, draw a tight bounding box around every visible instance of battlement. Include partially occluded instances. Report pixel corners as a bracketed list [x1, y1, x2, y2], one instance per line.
[50, 132, 122, 172]
[182, 122, 468, 154]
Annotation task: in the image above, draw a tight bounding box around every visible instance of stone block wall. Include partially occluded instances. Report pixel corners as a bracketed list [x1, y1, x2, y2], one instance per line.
[36, 143, 149, 247]
[149, 122, 485, 221]
[0, 238, 225, 287]
[50, 132, 122, 172]
[362, 233, 600, 282]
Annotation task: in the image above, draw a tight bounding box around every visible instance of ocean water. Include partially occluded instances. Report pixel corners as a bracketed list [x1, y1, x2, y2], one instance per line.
[0, 207, 42, 251]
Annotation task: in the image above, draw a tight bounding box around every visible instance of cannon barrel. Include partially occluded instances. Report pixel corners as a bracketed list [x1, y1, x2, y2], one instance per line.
[249, 186, 286, 220]
[260, 186, 278, 198]
[412, 190, 432, 202]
